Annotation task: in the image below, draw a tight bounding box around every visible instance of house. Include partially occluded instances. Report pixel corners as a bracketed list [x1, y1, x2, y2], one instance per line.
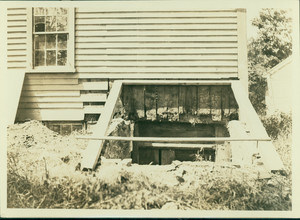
[264, 56, 293, 115]
[5, 2, 284, 171]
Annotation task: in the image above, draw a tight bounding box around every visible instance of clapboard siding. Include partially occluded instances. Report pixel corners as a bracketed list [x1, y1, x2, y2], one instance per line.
[75, 8, 239, 78]
[16, 73, 84, 121]
[7, 8, 28, 69]
[12, 7, 247, 122]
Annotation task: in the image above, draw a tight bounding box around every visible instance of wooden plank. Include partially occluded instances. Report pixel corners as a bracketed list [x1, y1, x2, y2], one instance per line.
[197, 86, 211, 115]
[75, 19, 238, 26]
[81, 81, 123, 170]
[7, 57, 27, 63]
[25, 73, 79, 79]
[132, 86, 145, 118]
[24, 78, 78, 85]
[185, 86, 198, 115]
[76, 23, 237, 30]
[75, 36, 238, 42]
[83, 105, 104, 114]
[23, 84, 80, 91]
[144, 85, 157, 121]
[7, 62, 27, 68]
[79, 81, 108, 90]
[237, 8, 248, 93]
[20, 96, 82, 103]
[75, 42, 238, 49]
[178, 86, 185, 116]
[80, 93, 107, 102]
[229, 86, 239, 115]
[22, 90, 80, 97]
[76, 67, 238, 73]
[221, 86, 231, 117]
[7, 26, 27, 32]
[156, 86, 167, 120]
[76, 48, 238, 55]
[6, 50, 27, 56]
[7, 32, 27, 38]
[210, 86, 222, 121]
[141, 142, 216, 149]
[76, 9, 237, 16]
[77, 73, 238, 79]
[75, 30, 238, 37]
[16, 109, 84, 121]
[105, 80, 232, 85]
[7, 37, 27, 44]
[77, 136, 271, 142]
[75, 54, 238, 60]
[18, 102, 83, 109]
[231, 81, 284, 171]
[7, 44, 27, 50]
[122, 85, 134, 119]
[76, 15, 237, 21]
[165, 86, 179, 121]
[75, 60, 238, 67]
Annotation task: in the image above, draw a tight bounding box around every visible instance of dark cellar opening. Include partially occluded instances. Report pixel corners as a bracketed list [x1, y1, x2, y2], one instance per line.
[132, 120, 229, 165]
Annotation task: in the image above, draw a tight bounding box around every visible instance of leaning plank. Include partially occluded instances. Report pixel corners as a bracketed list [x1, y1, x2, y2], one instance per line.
[231, 80, 284, 171]
[81, 81, 123, 170]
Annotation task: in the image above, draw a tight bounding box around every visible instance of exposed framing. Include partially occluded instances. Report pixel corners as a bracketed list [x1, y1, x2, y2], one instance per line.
[80, 79, 283, 171]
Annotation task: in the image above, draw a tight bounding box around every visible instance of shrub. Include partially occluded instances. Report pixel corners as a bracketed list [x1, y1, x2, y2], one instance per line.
[261, 111, 292, 140]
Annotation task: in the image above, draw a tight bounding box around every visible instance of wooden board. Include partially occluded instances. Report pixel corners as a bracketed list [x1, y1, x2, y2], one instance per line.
[16, 109, 84, 121]
[144, 85, 157, 121]
[18, 102, 83, 109]
[231, 81, 284, 171]
[81, 81, 123, 170]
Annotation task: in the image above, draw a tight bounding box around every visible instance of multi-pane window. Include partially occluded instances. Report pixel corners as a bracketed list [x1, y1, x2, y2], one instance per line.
[33, 7, 68, 67]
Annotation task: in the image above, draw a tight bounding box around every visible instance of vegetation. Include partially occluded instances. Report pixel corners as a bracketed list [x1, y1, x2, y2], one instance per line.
[7, 155, 291, 210]
[7, 120, 292, 210]
[248, 9, 292, 115]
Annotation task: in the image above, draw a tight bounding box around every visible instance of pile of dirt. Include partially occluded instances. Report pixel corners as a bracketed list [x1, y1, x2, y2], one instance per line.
[7, 120, 89, 182]
[6, 120, 292, 210]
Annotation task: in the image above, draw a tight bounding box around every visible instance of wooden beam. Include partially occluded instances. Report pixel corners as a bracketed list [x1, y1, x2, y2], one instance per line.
[122, 79, 233, 85]
[81, 80, 123, 170]
[77, 135, 271, 142]
[231, 80, 284, 171]
[237, 8, 248, 94]
[140, 142, 216, 149]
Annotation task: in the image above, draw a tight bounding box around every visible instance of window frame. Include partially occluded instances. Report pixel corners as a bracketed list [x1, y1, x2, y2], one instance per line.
[27, 7, 75, 73]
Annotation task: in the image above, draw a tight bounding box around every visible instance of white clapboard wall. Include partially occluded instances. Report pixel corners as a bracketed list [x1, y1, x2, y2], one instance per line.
[8, 6, 247, 121]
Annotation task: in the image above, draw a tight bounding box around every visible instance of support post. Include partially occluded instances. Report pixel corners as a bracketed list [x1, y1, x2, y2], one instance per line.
[237, 8, 248, 95]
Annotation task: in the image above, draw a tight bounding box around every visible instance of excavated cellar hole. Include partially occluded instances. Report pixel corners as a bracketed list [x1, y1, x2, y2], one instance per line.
[132, 120, 230, 165]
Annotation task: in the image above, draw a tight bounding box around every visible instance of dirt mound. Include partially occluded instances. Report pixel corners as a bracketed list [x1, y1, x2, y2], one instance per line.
[7, 120, 89, 182]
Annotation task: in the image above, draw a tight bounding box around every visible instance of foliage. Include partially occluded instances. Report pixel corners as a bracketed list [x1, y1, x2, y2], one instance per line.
[248, 9, 292, 115]
[261, 111, 292, 140]
[7, 149, 292, 210]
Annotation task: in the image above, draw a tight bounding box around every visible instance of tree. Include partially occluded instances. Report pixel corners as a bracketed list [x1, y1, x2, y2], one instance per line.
[248, 9, 292, 115]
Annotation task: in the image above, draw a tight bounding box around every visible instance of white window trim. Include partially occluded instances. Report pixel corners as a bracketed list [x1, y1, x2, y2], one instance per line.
[26, 7, 75, 73]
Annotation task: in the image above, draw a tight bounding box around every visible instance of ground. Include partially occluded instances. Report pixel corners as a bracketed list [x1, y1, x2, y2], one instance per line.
[7, 120, 292, 210]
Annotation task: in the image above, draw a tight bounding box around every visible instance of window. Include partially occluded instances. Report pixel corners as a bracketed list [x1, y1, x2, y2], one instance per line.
[31, 7, 74, 71]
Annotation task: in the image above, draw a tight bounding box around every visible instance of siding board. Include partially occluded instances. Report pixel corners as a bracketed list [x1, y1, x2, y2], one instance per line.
[7, 8, 27, 70]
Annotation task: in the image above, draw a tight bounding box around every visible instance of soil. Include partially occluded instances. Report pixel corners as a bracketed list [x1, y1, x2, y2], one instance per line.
[6, 120, 292, 210]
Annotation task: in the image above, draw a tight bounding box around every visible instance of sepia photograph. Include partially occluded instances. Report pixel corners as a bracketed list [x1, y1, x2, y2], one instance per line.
[0, 0, 299, 218]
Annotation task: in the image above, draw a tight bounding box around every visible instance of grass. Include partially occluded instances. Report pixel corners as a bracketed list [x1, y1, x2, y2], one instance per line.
[7, 116, 293, 210]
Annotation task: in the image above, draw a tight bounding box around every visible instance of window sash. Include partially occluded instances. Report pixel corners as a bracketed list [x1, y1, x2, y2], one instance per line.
[28, 7, 75, 72]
